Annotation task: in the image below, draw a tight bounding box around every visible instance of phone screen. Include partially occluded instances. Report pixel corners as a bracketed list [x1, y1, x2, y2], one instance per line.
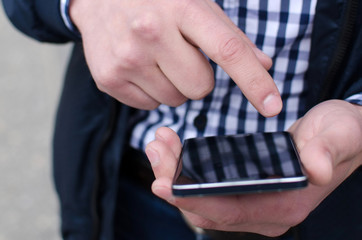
[172, 132, 307, 196]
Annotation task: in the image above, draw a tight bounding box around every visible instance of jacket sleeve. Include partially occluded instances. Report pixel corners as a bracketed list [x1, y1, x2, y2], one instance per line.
[2, 0, 80, 43]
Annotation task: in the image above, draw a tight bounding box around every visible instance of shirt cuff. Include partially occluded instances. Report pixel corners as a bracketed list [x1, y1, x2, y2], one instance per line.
[60, 0, 81, 37]
[345, 93, 362, 106]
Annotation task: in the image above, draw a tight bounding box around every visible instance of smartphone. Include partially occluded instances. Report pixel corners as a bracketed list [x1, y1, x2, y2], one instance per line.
[172, 131, 307, 197]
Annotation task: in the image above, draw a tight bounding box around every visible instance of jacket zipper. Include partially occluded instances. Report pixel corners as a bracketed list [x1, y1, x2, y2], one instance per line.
[319, 0, 360, 101]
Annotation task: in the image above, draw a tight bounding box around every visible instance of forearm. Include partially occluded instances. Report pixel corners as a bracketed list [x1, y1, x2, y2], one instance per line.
[2, 0, 79, 43]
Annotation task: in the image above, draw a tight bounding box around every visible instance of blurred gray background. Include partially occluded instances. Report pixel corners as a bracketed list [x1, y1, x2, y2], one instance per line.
[0, 6, 71, 240]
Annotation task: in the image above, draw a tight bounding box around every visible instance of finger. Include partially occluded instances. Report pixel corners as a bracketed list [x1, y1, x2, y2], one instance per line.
[298, 120, 362, 186]
[171, 193, 250, 226]
[204, 0, 272, 70]
[151, 177, 176, 202]
[155, 127, 183, 158]
[145, 137, 180, 179]
[152, 168, 309, 234]
[297, 135, 334, 186]
[130, 9, 215, 101]
[151, 174, 242, 224]
[165, 187, 305, 227]
[147, 139, 250, 224]
[94, 45, 188, 108]
[133, 65, 188, 107]
[181, 210, 290, 237]
[82, 38, 163, 110]
[101, 80, 161, 110]
[156, 29, 215, 100]
[178, 1, 282, 117]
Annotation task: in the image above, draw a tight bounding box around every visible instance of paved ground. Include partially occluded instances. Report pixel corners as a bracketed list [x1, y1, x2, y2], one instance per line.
[0, 7, 71, 240]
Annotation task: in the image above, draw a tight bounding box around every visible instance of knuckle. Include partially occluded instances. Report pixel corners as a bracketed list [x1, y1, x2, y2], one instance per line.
[131, 12, 162, 41]
[154, 84, 188, 107]
[93, 66, 121, 90]
[187, 79, 214, 100]
[141, 101, 160, 110]
[215, 36, 246, 65]
[245, 72, 265, 92]
[167, 95, 188, 107]
[236, 67, 268, 96]
[113, 45, 142, 69]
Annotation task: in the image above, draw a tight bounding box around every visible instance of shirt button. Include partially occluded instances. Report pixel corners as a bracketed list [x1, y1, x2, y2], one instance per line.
[193, 114, 207, 131]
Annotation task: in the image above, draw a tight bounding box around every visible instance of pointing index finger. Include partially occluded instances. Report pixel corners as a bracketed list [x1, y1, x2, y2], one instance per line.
[178, 0, 282, 117]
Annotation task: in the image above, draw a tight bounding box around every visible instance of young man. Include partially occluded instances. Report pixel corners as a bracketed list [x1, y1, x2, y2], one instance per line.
[2, 0, 362, 239]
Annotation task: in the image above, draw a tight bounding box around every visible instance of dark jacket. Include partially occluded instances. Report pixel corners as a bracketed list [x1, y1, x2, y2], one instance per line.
[2, 0, 362, 239]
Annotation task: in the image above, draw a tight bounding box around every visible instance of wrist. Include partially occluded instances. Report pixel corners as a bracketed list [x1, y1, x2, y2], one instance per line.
[68, 0, 87, 34]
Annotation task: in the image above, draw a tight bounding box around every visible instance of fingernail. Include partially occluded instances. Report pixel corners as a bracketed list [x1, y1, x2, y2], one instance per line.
[263, 93, 282, 116]
[145, 147, 160, 166]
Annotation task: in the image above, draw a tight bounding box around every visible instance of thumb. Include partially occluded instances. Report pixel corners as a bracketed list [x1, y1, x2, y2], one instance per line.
[145, 140, 178, 180]
[298, 135, 334, 186]
[145, 127, 182, 180]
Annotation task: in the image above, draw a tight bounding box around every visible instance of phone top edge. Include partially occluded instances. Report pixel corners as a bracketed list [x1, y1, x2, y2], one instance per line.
[172, 176, 308, 190]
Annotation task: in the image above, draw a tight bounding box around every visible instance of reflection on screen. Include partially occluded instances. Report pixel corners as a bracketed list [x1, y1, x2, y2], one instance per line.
[174, 132, 304, 185]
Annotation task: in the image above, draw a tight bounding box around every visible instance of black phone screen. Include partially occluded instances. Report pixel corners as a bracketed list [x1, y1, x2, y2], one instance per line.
[172, 132, 307, 196]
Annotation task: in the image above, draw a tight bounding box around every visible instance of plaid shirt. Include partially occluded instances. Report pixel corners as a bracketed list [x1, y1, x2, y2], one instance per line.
[129, 0, 321, 150]
[130, 0, 318, 150]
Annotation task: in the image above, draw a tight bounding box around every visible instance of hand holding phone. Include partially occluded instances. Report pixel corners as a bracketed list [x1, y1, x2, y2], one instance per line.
[172, 132, 308, 197]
